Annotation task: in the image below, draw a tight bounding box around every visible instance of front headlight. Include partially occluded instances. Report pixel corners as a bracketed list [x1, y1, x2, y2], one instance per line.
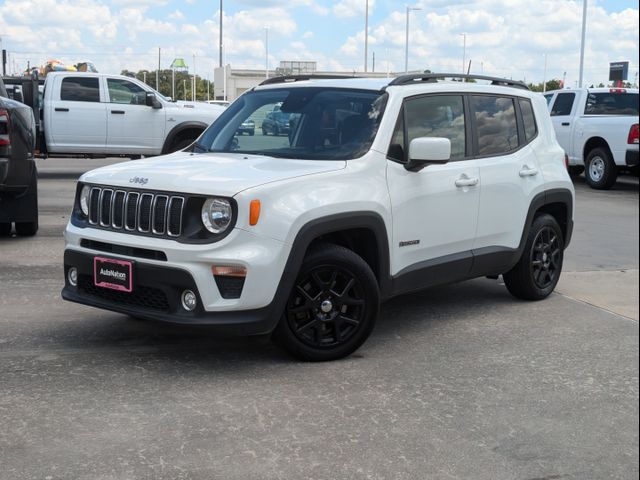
[201, 198, 233, 234]
[79, 185, 91, 216]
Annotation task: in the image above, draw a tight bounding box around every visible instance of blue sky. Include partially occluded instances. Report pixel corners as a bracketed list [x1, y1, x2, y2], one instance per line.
[0, 0, 638, 86]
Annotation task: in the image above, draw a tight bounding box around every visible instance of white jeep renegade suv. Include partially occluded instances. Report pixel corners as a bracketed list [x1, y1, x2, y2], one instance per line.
[62, 73, 575, 361]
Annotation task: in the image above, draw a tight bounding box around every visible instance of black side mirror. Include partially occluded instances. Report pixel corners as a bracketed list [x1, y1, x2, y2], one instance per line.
[146, 92, 162, 109]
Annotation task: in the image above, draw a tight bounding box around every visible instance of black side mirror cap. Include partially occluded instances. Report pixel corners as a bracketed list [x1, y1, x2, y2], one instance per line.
[146, 93, 162, 109]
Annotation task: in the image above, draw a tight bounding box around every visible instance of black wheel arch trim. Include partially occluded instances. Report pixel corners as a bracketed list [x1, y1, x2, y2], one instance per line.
[276, 212, 392, 302]
[161, 121, 208, 154]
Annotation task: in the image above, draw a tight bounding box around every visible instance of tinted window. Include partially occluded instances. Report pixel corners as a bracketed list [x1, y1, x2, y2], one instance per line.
[60, 77, 100, 102]
[471, 95, 519, 156]
[584, 92, 639, 115]
[107, 79, 146, 105]
[550, 92, 575, 116]
[519, 98, 537, 142]
[543, 94, 553, 106]
[403, 95, 466, 160]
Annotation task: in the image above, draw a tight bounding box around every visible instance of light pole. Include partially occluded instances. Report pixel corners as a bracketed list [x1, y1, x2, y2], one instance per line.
[364, 0, 369, 72]
[404, 6, 422, 74]
[578, 0, 587, 88]
[460, 33, 466, 74]
[192, 54, 196, 102]
[542, 53, 548, 92]
[219, 0, 223, 68]
[265, 27, 269, 79]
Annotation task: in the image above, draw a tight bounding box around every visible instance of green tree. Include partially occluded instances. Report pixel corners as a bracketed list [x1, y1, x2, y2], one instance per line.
[528, 79, 562, 92]
[121, 69, 214, 101]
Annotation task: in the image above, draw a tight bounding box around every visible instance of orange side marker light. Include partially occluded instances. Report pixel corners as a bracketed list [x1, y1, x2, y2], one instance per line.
[249, 200, 261, 226]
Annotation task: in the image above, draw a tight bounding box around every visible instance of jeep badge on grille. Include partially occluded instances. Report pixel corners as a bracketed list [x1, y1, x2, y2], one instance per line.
[129, 177, 149, 185]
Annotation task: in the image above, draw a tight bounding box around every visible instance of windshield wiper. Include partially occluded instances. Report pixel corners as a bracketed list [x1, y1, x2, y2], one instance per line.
[192, 141, 209, 153]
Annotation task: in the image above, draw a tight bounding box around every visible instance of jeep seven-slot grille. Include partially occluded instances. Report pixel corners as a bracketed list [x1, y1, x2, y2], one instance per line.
[88, 187, 184, 238]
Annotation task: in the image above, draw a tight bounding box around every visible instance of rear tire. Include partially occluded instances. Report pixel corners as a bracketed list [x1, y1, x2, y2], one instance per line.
[0, 223, 12, 236]
[170, 137, 197, 152]
[272, 244, 379, 361]
[585, 148, 617, 189]
[15, 220, 38, 236]
[568, 165, 584, 177]
[504, 214, 564, 301]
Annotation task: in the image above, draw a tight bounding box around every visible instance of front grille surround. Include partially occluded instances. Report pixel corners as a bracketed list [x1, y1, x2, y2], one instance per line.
[73, 183, 237, 244]
[84, 185, 184, 239]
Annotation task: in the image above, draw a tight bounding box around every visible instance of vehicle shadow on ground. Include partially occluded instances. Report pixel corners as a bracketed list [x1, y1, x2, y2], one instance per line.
[572, 173, 639, 193]
[50, 278, 516, 368]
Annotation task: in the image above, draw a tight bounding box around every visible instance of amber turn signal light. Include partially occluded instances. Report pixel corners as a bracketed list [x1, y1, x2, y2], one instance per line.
[249, 200, 261, 226]
[211, 265, 247, 278]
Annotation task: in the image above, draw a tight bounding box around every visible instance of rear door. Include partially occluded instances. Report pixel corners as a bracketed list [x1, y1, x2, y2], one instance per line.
[46, 75, 107, 153]
[105, 77, 166, 154]
[549, 92, 578, 163]
[472, 95, 545, 261]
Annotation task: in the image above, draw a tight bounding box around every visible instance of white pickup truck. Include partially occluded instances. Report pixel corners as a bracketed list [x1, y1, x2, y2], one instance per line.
[544, 87, 639, 189]
[39, 72, 225, 157]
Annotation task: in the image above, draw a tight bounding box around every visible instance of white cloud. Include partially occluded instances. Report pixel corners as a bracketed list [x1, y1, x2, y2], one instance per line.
[334, 0, 376, 19]
[168, 9, 185, 21]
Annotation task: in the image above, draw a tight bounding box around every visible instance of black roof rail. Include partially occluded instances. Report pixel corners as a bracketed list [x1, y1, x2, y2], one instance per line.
[388, 73, 529, 90]
[259, 74, 360, 86]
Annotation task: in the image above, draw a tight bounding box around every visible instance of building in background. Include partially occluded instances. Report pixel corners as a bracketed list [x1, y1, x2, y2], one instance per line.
[214, 60, 397, 102]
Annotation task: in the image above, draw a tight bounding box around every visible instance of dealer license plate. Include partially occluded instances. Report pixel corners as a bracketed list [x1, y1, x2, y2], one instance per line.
[93, 257, 133, 293]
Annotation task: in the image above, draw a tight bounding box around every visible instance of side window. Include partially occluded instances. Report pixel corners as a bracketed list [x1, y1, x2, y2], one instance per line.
[470, 95, 519, 156]
[107, 79, 147, 105]
[402, 95, 466, 160]
[519, 98, 537, 142]
[550, 92, 575, 116]
[543, 94, 553, 106]
[60, 77, 100, 103]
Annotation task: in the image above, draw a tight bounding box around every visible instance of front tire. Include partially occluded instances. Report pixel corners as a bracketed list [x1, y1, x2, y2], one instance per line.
[273, 244, 380, 361]
[585, 148, 617, 189]
[503, 214, 564, 301]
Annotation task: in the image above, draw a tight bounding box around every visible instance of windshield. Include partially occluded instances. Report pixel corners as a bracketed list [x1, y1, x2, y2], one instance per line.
[195, 87, 388, 160]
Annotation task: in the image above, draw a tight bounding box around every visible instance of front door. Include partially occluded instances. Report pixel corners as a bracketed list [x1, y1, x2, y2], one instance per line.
[105, 78, 165, 154]
[386, 94, 480, 284]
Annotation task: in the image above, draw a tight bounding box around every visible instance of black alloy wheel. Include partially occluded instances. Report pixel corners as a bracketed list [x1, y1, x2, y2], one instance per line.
[273, 244, 379, 361]
[287, 265, 365, 348]
[530, 226, 561, 290]
[504, 213, 564, 301]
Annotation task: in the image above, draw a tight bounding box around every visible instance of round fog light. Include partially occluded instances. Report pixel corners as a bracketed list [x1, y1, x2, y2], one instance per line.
[181, 290, 198, 311]
[68, 267, 78, 287]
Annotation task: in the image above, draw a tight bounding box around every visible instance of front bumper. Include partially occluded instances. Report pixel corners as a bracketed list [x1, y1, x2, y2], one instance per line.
[61, 223, 293, 334]
[62, 249, 281, 335]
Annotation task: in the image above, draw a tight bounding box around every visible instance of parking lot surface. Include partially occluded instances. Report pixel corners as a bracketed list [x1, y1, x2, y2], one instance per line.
[0, 158, 638, 480]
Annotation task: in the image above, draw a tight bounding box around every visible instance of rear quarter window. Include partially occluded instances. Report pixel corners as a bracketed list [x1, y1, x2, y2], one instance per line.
[584, 92, 639, 115]
[519, 99, 538, 142]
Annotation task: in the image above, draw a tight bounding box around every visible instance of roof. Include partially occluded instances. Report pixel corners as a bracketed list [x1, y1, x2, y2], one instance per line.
[255, 75, 539, 99]
[545, 87, 639, 94]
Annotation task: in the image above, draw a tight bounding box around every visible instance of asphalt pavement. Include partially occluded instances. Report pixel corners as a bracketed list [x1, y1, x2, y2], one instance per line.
[0, 157, 637, 480]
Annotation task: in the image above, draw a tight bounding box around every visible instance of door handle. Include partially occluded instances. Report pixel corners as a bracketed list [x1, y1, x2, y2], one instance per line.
[561, 122, 570, 126]
[55, 107, 69, 112]
[519, 165, 539, 177]
[111, 110, 125, 115]
[455, 175, 479, 188]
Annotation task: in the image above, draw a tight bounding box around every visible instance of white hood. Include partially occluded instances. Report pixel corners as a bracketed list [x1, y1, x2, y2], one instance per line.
[80, 152, 346, 197]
